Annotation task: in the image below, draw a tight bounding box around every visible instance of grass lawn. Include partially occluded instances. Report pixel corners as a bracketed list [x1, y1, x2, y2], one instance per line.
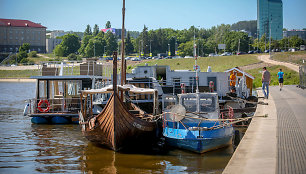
[246, 65, 299, 88]
[129, 55, 260, 73]
[0, 70, 40, 78]
[271, 51, 306, 65]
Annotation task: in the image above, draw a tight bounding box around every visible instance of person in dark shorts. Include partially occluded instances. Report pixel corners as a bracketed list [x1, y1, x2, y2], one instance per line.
[277, 68, 284, 91]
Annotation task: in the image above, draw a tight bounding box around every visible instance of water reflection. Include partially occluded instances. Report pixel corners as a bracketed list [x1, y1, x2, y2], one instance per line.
[30, 124, 86, 173]
[80, 142, 233, 174]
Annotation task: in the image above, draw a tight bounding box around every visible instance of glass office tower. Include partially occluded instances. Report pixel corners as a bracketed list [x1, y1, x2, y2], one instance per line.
[257, 0, 283, 40]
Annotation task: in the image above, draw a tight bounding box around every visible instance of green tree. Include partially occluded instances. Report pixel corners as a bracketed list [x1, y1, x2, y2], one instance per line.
[125, 32, 134, 55]
[54, 44, 65, 57]
[16, 43, 30, 63]
[79, 35, 93, 56]
[289, 35, 304, 49]
[84, 37, 106, 57]
[84, 24, 92, 36]
[19, 43, 30, 52]
[104, 31, 117, 55]
[17, 51, 28, 63]
[105, 21, 111, 28]
[178, 41, 193, 57]
[93, 24, 99, 36]
[60, 34, 81, 56]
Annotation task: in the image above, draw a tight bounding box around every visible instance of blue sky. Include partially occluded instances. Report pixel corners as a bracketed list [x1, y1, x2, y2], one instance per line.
[0, 0, 305, 32]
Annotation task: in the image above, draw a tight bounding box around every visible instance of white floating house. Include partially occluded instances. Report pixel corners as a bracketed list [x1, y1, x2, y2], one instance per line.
[126, 65, 230, 97]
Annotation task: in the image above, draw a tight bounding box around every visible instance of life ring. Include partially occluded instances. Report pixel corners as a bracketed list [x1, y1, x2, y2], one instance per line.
[38, 100, 50, 112]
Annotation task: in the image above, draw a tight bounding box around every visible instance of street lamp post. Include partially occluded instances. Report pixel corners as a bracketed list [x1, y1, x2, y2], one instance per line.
[269, 17, 272, 58]
[168, 43, 170, 56]
[104, 46, 106, 57]
[94, 41, 96, 57]
[150, 40, 152, 57]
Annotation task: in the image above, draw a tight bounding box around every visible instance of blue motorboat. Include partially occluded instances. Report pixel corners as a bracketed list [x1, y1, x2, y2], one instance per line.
[162, 93, 234, 153]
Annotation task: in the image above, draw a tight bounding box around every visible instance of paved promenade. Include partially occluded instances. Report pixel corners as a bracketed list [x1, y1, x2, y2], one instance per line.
[223, 85, 306, 174]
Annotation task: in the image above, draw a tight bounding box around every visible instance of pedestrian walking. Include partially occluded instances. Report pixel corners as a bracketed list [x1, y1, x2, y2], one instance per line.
[262, 67, 271, 99]
[277, 68, 284, 91]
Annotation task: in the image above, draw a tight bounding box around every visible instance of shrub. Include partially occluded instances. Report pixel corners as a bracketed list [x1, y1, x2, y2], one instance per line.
[68, 53, 77, 61]
[77, 55, 82, 61]
[20, 58, 28, 64]
[28, 51, 38, 57]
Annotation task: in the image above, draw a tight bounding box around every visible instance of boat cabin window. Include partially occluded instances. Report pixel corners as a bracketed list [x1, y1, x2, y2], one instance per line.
[39, 80, 47, 98]
[181, 97, 197, 113]
[162, 95, 177, 110]
[48, 80, 82, 99]
[199, 97, 216, 112]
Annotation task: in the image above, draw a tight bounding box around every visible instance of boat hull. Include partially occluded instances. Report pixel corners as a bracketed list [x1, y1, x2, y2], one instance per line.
[163, 121, 233, 153]
[30, 114, 79, 124]
[81, 92, 157, 151]
[165, 135, 232, 153]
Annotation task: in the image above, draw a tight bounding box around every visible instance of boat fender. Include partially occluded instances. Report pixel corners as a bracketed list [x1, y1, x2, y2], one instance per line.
[37, 100, 50, 113]
[23, 103, 29, 116]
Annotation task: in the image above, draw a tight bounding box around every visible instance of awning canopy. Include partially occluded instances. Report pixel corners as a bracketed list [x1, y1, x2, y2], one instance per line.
[81, 84, 157, 95]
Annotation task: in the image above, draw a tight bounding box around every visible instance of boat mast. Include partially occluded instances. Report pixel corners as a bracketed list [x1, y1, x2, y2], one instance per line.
[113, 51, 117, 93]
[121, 0, 126, 85]
[193, 26, 199, 93]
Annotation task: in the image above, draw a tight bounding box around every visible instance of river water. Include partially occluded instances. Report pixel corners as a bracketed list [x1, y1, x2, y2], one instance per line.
[0, 82, 234, 174]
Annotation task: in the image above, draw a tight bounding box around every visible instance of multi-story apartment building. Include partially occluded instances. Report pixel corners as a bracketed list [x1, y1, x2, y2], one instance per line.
[283, 30, 306, 40]
[0, 18, 46, 53]
[257, 0, 283, 40]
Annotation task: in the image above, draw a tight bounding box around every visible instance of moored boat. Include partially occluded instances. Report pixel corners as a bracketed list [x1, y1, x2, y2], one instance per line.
[24, 60, 111, 124]
[162, 93, 234, 153]
[79, 52, 159, 151]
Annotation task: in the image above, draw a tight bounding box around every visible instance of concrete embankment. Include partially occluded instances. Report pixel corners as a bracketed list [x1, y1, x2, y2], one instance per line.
[0, 78, 36, 82]
[223, 90, 277, 174]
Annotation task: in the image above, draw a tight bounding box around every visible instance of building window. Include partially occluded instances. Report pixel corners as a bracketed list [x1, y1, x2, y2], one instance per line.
[15, 36, 18, 40]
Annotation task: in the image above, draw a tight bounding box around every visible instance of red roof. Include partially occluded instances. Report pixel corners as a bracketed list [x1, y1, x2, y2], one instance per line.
[0, 18, 46, 28]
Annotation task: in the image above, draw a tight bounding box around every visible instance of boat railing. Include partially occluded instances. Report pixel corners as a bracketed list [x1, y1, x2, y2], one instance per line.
[28, 98, 82, 115]
[34, 60, 113, 78]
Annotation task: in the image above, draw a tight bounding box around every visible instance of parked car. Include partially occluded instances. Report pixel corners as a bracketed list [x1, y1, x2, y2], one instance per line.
[237, 52, 246, 55]
[209, 53, 219, 57]
[172, 56, 183, 59]
[248, 50, 254, 54]
[165, 56, 172, 59]
[221, 52, 232, 56]
[184, 56, 193, 58]
[125, 57, 131, 60]
[264, 50, 269, 53]
[131, 57, 140, 61]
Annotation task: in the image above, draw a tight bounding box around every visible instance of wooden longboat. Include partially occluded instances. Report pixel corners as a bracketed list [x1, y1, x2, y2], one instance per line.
[79, 52, 159, 151]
